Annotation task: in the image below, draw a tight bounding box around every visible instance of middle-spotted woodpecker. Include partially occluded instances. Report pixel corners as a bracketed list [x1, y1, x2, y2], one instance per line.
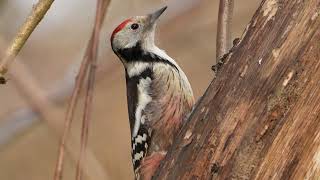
[110, 6, 195, 180]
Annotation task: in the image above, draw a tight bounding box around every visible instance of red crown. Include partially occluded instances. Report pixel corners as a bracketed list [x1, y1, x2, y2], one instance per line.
[111, 19, 132, 42]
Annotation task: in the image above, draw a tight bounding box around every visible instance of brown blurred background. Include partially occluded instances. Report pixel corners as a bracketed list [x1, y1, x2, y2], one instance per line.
[0, 0, 260, 179]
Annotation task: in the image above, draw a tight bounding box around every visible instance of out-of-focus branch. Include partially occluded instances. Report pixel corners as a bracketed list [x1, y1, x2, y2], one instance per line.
[53, 30, 91, 180]
[216, 0, 234, 60]
[75, 0, 111, 180]
[0, 0, 201, 147]
[0, 0, 54, 80]
[9, 61, 109, 180]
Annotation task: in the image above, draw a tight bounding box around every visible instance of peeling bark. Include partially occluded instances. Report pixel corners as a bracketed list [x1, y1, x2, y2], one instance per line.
[154, 0, 320, 179]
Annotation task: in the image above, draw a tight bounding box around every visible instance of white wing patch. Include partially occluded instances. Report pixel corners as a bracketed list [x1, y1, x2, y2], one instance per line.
[132, 77, 152, 137]
[126, 62, 151, 78]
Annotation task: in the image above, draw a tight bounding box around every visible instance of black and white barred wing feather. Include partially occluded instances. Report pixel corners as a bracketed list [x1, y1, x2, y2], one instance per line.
[131, 125, 150, 170]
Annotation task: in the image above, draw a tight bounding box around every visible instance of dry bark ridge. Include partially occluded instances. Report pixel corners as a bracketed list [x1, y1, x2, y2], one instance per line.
[155, 0, 320, 179]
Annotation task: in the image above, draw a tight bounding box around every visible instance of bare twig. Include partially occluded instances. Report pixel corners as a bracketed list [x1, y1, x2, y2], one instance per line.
[0, 0, 54, 79]
[53, 33, 92, 180]
[54, 0, 110, 179]
[216, 0, 234, 60]
[53, 10, 100, 180]
[75, 0, 110, 179]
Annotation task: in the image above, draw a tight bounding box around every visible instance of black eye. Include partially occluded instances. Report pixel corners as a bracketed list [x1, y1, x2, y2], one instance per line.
[131, 23, 139, 30]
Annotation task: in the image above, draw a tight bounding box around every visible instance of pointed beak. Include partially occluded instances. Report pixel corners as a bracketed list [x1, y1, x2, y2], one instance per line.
[148, 6, 167, 25]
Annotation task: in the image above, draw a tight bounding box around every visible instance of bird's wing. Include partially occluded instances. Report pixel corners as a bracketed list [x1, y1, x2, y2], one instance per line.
[125, 68, 153, 171]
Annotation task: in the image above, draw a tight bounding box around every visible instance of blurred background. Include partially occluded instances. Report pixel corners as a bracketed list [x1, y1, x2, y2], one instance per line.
[0, 0, 260, 179]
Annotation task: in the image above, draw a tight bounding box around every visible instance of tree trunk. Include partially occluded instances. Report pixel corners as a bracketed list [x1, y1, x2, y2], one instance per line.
[154, 0, 320, 179]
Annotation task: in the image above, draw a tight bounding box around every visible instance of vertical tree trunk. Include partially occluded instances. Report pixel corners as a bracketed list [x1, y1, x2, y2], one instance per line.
[155, 0, 320, 179]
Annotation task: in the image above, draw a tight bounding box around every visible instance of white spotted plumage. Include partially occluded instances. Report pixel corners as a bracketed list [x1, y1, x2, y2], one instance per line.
[133, 151, 144, 163]
[132, 133, 148, 151]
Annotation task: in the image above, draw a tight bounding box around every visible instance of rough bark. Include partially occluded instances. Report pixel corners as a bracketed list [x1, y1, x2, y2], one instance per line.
[155, 0, 320, 179]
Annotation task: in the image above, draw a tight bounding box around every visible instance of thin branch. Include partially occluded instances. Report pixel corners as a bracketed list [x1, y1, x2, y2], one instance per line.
[216, 0, 234, 60]
[0, 0, 54, 80]
[53, 0, 110, 179]
[53, 32, 92, 180]
[75, 0, 110, 179]
[53, 9, 100, 180]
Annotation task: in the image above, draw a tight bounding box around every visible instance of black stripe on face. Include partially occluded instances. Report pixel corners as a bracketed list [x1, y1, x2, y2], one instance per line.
[117, 42, 179, 72]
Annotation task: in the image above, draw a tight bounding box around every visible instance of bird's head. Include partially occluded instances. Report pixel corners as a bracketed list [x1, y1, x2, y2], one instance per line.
[110, 6, 167, 60]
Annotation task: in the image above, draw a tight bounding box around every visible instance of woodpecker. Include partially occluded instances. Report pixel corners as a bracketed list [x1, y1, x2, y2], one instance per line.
[110, 6, 194, 179]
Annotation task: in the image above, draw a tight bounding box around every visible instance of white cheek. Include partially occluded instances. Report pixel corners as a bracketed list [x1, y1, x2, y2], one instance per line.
[125, 39, 139, 48]
[124, 33, 140, 48]
[114, 33, 128, 49]
[114, 29, 140, 49]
